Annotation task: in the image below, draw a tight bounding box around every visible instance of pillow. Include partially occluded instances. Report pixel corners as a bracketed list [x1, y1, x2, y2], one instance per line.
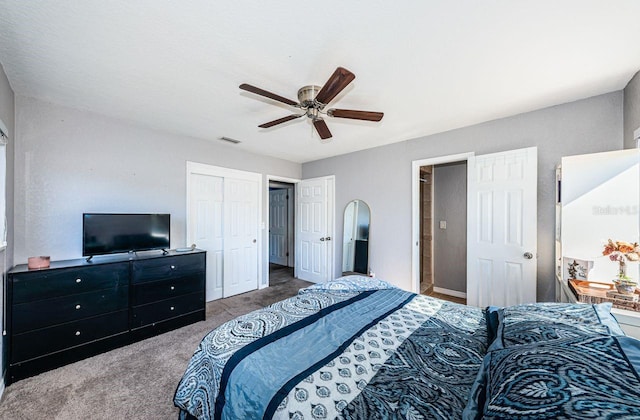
[471, 335, 640, 419]
[490, 302, 625, 350]
[299, 275, 396, 294]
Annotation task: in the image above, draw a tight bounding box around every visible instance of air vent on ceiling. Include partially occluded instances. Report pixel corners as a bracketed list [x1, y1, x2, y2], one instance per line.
[219, 136, 241, 144]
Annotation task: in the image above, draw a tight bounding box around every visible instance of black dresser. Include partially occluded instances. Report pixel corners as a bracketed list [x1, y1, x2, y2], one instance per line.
[6, 249, 206, 384]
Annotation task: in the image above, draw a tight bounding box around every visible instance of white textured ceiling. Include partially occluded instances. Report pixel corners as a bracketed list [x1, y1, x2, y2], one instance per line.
[1, 1, 640, 163]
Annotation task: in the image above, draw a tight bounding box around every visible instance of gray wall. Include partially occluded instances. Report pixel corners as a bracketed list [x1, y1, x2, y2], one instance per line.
[433, 162, 466, 293]
[624, 70, 640, 149]
[0, 62, 15, 387]
[14, 96, 301, 286]
[303, 91, 624, 302]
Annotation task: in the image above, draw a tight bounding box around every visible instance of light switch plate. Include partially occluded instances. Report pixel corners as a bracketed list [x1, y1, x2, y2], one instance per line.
[439, 221, 447, 229]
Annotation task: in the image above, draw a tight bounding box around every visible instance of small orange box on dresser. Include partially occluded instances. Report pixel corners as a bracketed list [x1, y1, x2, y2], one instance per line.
[27, 256, 50, 269]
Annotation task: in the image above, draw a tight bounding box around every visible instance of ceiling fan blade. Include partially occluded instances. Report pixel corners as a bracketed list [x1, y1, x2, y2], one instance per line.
[258, 114, 304, 128]
[328, 109, 384, 121]
[239, 83, 299, 107]
[314, 67, 356, 105]
[313, 119, 332, 140]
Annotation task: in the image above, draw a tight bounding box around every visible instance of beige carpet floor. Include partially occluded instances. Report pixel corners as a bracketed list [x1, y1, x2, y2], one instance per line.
[0, 276, 310, 420]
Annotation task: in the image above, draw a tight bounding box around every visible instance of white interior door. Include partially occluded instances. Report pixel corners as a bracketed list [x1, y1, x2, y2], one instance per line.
[467, 147, 537, 307]
[269, 189, 288, 266]
[188, 173, 224, 301]
[296, 176, 334, 283]
[223, 177, 259, 297]
[286, 186, 295, 268]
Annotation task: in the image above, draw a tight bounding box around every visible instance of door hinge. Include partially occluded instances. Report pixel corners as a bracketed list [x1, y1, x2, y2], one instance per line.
[286, 195, 289, 200]
[286, 252, 289, 257]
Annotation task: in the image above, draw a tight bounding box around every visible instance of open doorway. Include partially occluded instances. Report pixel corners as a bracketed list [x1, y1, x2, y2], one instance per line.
[268, 181, 295, 286]
[414, 148, 538, 307]
[419, 166, 434, 295]
[418, 160, 468, 305]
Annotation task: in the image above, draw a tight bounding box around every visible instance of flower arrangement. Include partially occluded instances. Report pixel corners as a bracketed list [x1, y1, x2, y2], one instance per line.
[603, 239, 640, 293]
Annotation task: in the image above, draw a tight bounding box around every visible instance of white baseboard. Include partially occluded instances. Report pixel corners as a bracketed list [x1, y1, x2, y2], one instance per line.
[433, 287, 467, 299]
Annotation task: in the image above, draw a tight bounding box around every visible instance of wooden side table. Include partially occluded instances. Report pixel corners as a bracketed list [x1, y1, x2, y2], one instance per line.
[568, 279, 640, 312]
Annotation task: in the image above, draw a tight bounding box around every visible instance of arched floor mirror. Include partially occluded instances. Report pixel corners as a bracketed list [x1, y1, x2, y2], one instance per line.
[342, 200, 370, 275]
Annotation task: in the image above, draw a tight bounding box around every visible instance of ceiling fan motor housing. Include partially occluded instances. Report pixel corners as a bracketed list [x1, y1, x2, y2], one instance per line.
[297, 85, 324, 108]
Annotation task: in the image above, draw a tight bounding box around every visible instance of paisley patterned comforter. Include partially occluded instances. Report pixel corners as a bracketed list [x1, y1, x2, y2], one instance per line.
[464, 303, 640, 419]
[175, 279, 640, 419]
[174, 276, 488, 419]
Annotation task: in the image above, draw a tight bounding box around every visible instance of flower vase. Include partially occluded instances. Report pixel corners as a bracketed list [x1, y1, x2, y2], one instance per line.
[619, 259, 627, 279]
[614, 260, 636, 294]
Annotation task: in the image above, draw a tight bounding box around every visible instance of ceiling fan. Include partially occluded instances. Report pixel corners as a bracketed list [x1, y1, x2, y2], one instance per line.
[239, 67, 383, 140]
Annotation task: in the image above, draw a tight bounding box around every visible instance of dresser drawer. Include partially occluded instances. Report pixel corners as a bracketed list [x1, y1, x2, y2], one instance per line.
[13, 286, 128, 334]
[12, 262, 129, 304]
[131, 292, 204, 328]
[132, 253, 204, 284]
[11, 310, 129, 363]
[131, 274, 204, 306]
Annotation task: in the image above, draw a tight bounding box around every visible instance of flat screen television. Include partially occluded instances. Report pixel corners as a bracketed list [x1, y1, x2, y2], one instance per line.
[83, 213, 170, 257]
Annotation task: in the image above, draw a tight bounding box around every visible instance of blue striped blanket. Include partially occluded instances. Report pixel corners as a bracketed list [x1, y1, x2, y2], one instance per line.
[174, 277, 488, 419]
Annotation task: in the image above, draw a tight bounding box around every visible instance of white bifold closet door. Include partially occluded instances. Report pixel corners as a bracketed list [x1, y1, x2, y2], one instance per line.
[187, 163, 261, 301]
[222, 177, 259, 298]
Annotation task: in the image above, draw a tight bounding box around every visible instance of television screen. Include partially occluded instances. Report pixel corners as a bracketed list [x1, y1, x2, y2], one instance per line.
[83, 213, 170, 257]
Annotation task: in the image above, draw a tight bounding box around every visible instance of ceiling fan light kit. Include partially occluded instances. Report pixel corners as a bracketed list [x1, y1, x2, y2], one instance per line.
[240, 67, 383, 141]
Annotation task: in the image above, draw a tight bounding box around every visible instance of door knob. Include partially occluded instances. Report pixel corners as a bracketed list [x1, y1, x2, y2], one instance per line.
[325, 236, 331, 241]
[252, 239, 257, 243]
[523, 252, 534, 259]
[320, 237, 325, 241]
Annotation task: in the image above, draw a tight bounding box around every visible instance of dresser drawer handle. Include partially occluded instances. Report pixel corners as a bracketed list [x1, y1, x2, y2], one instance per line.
[75, 304, 81, 310]
[170, 306, 175, 311]
[170, 286, 175, 291]
[75, 331, 81, 336]
[76, 278, 82, 283]
[170, 265, 176, 270]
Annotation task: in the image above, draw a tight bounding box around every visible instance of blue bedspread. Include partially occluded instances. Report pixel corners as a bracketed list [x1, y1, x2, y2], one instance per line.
[174, 277, 488, 419]
[176, 278, 640, 419]
[481, 335, 640, 418]
[464, 302, 640, 419]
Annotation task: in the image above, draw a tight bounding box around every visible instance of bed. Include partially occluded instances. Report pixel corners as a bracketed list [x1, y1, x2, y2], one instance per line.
[174, 276, 640, 419]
